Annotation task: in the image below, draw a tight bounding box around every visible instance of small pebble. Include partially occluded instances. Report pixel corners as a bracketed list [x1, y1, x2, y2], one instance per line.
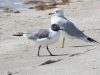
[29, 7, 34, 9]
[14, 11, 20, 13]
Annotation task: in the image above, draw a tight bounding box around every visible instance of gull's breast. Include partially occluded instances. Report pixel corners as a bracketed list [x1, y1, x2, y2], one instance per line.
[35, 31, 60, 45]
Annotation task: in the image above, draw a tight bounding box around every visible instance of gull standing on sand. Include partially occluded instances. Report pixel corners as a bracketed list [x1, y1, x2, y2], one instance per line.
[13, 24, 63, 56]
[49, 8, 99, 48]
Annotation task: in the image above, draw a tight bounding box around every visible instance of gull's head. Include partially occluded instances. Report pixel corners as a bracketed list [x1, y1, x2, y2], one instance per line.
[49, 8, 64, 17]
[51, 24, 63, 31]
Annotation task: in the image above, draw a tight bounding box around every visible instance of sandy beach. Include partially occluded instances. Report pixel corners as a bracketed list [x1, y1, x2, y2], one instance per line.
[0, 0, 100, 75]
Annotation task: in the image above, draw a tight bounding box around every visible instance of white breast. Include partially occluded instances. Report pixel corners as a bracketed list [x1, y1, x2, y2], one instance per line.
[51, 16, 60, 25]
[35, 29, 60, 45]
[60, 30, 80, 39]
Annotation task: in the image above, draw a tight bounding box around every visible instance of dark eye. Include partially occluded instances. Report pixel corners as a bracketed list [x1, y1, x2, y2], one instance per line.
[56, 11, 58, 12]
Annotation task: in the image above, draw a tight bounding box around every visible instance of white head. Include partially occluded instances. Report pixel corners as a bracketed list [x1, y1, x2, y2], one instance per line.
[52, 8, 64, 17]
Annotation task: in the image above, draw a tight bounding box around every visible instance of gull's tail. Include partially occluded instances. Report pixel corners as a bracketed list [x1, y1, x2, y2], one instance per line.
[87, 37, 100, 44]
[13, 32, 24, 36]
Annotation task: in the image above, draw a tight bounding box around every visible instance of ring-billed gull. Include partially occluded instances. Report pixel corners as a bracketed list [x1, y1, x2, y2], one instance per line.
[49, 8, 99, 48]
[13, 24, 63, 56]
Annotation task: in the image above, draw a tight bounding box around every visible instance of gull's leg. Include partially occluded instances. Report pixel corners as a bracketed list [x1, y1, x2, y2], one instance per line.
[37, 45, 41, 56]
[46, 46, 53, 56]
[57, 37, 65, 48]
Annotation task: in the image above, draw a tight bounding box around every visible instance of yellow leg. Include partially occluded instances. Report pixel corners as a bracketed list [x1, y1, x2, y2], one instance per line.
[57, 37, 65, 48]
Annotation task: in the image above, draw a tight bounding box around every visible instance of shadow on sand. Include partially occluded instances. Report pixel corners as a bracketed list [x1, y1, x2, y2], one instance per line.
[71, 44, 96, 47]
[38, 54, 69, 57]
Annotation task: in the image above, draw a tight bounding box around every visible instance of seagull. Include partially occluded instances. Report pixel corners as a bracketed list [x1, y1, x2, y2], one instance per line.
[49, 8, 99, 48]
[13, 24, 63, 56]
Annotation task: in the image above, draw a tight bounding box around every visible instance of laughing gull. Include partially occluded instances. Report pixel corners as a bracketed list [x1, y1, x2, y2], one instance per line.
[49, 8, 99, 48]
[13, 24, 63, 56]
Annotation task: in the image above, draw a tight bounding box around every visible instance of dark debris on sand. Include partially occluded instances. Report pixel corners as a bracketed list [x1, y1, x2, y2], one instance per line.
[39, 59, 62, 66]
[24, 0, 70, 11]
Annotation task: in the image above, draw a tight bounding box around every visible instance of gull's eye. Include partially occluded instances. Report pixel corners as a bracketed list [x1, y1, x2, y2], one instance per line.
[55, 26, 57, 28]
[55, 26, 58, 29]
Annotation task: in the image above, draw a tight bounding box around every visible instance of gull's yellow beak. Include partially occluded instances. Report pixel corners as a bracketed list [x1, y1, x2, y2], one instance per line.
[49, 13, 54, 15]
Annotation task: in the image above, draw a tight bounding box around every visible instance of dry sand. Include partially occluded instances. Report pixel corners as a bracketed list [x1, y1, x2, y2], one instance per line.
[0, 0, 100, 75]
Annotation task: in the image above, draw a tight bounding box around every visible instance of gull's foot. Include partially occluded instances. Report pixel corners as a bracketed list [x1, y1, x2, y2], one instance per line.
[37, 54, 40, 56]
[50, 54, 57, 56]
[50, 54, 53, 56]
[50, 53, 57, 56]
[56, 46, 64, 48]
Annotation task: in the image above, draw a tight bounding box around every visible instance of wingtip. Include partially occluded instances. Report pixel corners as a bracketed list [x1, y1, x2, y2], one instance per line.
[87, 37, 100, 44]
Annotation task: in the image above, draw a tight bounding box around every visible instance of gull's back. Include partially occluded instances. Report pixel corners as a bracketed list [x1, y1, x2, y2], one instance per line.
[24, 29, 50, 41]
[51, 15, 87, 39]
[24, 29, 60, 45]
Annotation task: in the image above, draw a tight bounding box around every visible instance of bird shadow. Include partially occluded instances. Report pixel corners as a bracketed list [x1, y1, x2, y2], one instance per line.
[39, 54, 69, 57]
[39, 59, 63, 66]
[71, 44, 96, 47]
[69, 48, 95, 57]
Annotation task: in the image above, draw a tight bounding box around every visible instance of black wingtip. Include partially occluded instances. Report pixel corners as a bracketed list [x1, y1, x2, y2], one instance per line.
[87, 37, 100, 44]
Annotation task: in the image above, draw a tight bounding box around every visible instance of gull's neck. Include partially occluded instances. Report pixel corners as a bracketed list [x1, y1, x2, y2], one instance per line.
[53, 14, 64, 17]
[49, 28, 59, 32]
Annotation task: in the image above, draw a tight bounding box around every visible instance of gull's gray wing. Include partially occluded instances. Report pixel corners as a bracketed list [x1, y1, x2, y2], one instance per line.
[25, 29, 50, 40]
[57, 17, 86, 38]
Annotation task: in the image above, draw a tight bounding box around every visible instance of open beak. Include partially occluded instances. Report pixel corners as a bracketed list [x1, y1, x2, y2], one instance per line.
[49, 12, 54, 15]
